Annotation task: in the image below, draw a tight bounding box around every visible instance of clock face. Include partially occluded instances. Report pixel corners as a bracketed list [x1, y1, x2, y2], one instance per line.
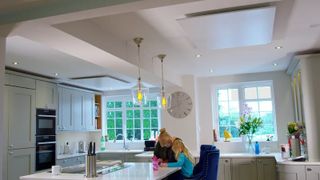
[167, 91, 193, 119]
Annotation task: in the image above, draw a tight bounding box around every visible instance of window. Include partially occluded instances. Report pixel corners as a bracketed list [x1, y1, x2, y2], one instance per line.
[106, 95, 160, 141]
[214, 81, 277, 141]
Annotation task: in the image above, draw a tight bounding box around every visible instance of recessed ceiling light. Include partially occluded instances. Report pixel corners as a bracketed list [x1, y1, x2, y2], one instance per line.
[12, 62, 19, 65]
[54, 73, 59, 76]
[196, 54, 201, 58]
[209, 68, 214, 73]
[273, 63, 278, 67]
[275, 46, 283, 50]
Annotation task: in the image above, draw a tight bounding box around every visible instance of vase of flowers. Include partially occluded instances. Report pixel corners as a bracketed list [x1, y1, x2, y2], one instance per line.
[238, 104, 263, 153]
[287, 121, 304, 157]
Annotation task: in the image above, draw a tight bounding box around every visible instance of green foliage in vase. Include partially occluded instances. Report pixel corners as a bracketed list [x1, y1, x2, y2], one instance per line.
[238, 104, 263, 136]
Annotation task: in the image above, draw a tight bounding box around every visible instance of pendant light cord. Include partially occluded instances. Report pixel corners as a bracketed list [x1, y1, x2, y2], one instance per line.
[161, 59, 164, 92]
[137, 43, 141, 80]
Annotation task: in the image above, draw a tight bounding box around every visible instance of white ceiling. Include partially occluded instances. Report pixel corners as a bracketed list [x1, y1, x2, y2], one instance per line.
[6, 36, 140, 91]
[64, 0, 319, 77]
[4, 0, 320, 91]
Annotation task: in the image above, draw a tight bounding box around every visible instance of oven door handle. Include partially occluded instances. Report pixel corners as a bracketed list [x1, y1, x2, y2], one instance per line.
[37, 141, 56, 145]
[37, 115, 56, 118]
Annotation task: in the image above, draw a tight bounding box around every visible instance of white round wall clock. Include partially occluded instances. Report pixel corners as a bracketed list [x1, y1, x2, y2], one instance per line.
[167, 91, 193, 119]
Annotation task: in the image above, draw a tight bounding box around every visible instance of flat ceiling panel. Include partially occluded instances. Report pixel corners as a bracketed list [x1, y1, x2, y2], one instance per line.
[178, 6, 276, 49]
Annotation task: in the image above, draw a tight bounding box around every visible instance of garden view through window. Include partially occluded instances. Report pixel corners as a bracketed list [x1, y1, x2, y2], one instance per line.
[106, 96, 160, 141]
[215, 81, 277, 141]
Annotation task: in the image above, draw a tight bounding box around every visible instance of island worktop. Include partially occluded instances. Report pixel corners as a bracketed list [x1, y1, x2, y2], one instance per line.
[20, 163, 180, 180]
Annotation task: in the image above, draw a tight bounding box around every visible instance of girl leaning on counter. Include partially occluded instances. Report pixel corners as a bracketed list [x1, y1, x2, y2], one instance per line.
[154, 128, 177, 163]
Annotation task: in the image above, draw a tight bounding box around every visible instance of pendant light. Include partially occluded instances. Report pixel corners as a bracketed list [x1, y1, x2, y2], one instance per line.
[131, 37, 149, 106]
[157, 54, 167, 109]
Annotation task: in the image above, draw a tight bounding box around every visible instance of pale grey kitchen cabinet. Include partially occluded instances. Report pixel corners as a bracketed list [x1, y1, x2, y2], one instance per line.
[5, 85, 36, 180]
[60, 88, 74, 131]
[36, 80, 58, 109]
[257, 158, 276, 180]
[7, 148, 35, 180]
[73, 91, 86, 131]
[83, 92, 95, 131]
[58, 86, 96, 131]
[5, 86, 36, 149]
[306, 166, 320, 180]
[218, 158, 232, 180]
[277, 164, 306, 180]
[232, 158, 257, 180]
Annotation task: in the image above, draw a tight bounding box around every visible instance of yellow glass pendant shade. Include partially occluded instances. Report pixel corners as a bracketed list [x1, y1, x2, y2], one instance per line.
[161, 96, 167, 108]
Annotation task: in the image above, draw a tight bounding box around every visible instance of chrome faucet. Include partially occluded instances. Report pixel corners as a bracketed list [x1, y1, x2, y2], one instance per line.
[114, 134, 128, 150]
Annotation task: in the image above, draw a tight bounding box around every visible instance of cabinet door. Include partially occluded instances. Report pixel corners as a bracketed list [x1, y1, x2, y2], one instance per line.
[36, 80, 58, 109]
[277, 164, 306, 180]
[306, 166, 320, 180]
[61, 88, 73, 131]
[8, 148, 35, 180]
[6, 86, 36, 149]
[218, 158, 231, 180]
[232, 158, 257, 180]
[84, 93, 95, 130]
[257, 158, 276, 180]
[73, 91, 85, 131]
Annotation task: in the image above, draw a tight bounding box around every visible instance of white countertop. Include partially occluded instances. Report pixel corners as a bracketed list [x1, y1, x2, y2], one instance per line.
[20, 163, 180, 180]
[135, 152, 320, 165]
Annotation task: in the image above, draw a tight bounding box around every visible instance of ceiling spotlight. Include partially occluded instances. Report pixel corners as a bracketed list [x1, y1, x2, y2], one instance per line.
[196, 54, 201, 58]
[275, 46, 283, 50]
[273, 63, 278, 67]
[12, 62, 19, 65]
[54, 73, 59, 76]
[209, 68, 214, 73]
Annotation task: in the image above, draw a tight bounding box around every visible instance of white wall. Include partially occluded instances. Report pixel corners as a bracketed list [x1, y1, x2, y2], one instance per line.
[299, 54, 320, 161]
[56, 132, 94, 154]
[0, 36, 5, 180]
[161, 75, 199, 152]
[196, 71, 294, 153]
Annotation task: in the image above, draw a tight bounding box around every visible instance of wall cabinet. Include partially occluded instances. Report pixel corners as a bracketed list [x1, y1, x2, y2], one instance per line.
[218, 158, 231, 180]
[84, 92, 95, 131]
[58, 86, 96, 132]
[36, 80, 58, 109]
[7, 148, 35, 180]
[306, 166, 320, 180]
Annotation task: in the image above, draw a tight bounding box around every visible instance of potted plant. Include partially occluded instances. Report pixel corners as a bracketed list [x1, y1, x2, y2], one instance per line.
[238, 104, 263, 153]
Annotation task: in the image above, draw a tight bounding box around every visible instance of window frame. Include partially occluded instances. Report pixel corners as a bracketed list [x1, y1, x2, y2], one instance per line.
[105, 94, 161, 142]
[212, 80, 278, 142]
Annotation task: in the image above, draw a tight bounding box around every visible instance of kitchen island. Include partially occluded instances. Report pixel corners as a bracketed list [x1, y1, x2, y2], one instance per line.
[20, 163, 180, 180]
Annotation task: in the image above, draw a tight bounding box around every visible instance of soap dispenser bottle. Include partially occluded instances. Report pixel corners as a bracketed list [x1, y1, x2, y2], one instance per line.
[255, 141, 260, 155]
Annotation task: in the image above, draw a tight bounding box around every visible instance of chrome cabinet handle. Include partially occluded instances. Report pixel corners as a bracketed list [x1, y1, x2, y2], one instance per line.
[8, 151, 13, 155]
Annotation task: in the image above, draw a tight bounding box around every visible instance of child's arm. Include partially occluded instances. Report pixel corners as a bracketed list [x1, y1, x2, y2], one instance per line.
[167, 154, 185, 167]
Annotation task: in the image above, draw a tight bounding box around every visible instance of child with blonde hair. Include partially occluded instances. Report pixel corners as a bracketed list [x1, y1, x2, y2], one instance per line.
[154, 128, 176, 162]
[160, 137, 195, 178]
